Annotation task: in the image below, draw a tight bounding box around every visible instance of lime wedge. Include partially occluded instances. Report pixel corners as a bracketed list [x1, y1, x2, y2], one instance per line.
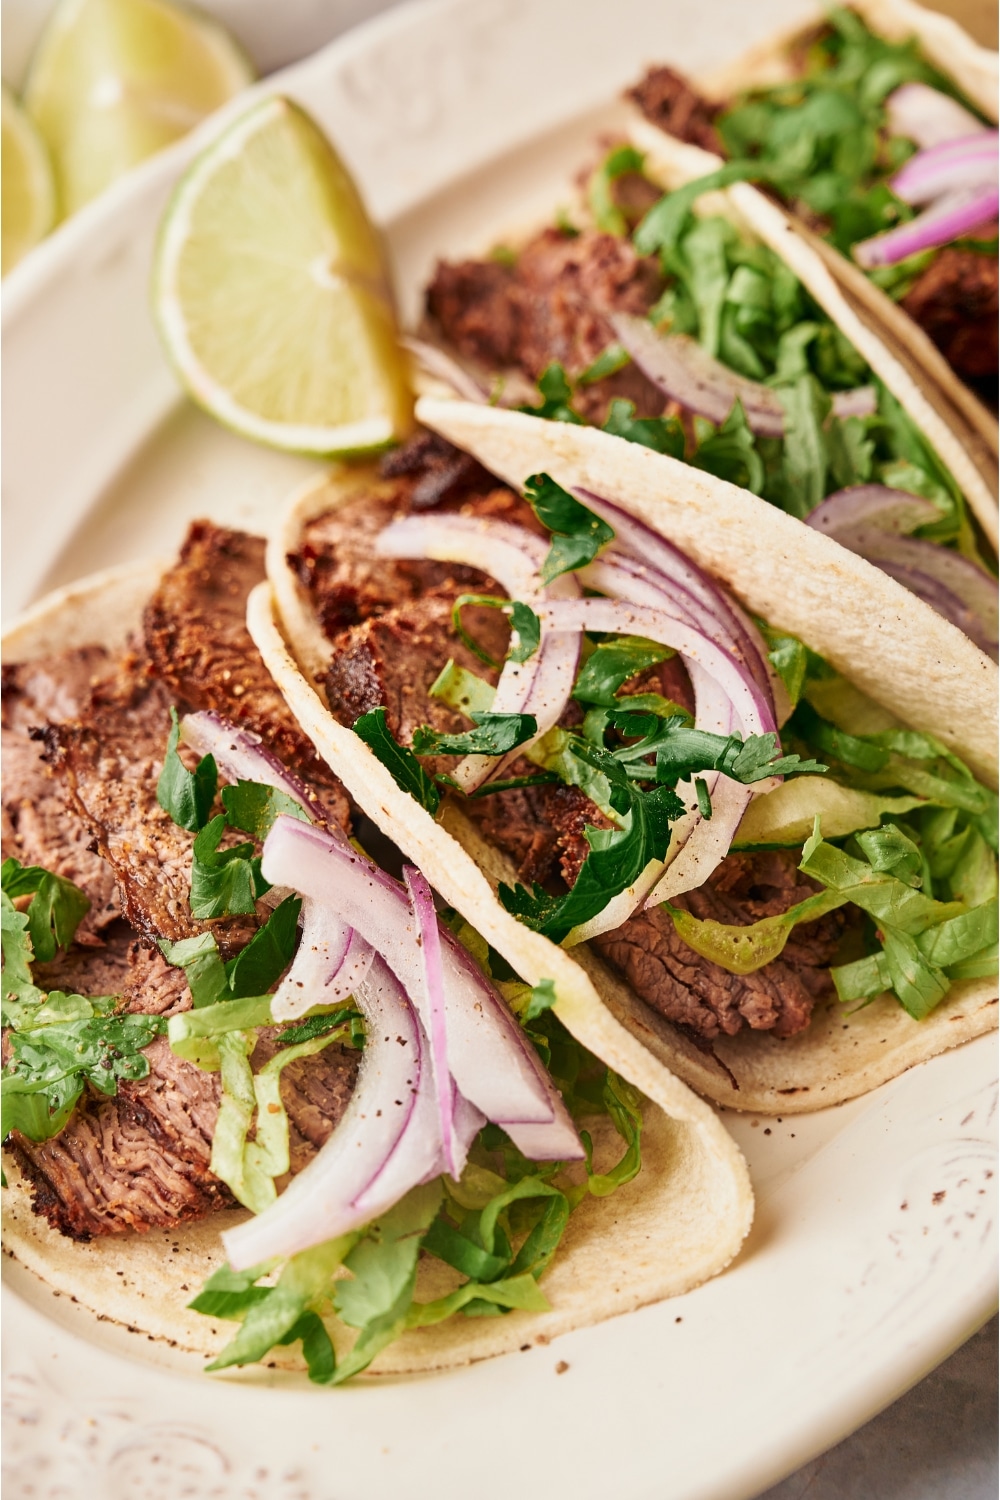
[153, 95, 413, 457]
[23, 0, 253, 218]
[2, 86, 56, 274]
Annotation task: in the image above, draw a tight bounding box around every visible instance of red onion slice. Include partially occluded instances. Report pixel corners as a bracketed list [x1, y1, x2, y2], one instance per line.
[806, 485, 943, 537]
[261, 816, 582, 1158]
[180, 709, 342, 831]
[886, 83, 988, 150]
[402, 335, 489, 404]
[403, 865, 459, 1176]
[224, 955, 436, 1268]
[891, 131, 998, 205]
[854, 184, 1000, 268]
[805, 489, 998, 657]
[377, 513, 582, 791]
[609, 314, 877, 436]
[575, 488, 783, 717]
[270, 899, 374, 1021]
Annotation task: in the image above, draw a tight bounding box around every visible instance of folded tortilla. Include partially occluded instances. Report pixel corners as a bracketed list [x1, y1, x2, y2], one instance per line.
[635, 0, 999, 537]
[266, 401, 997, 1115]
[1, 562, 753, 1376]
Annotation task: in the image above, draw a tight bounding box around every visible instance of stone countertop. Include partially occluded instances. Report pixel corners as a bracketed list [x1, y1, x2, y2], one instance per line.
[757, 1316, 999, 1500]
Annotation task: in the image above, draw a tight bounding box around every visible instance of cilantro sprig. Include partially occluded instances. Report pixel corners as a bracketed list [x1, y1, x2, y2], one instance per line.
[523, 473, 615, 583]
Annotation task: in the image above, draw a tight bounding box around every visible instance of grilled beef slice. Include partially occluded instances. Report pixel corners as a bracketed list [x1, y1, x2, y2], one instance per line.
[426, 228, 667, 423]
[46, 652, 258, 956]
[627, 65, 724, 153]
[9, 929, 359, 1239]
[2, 650, 121, 937]
[901, 247, 999, 384]
[593, 851, 848, 1039]
[144, 521, 348, 827]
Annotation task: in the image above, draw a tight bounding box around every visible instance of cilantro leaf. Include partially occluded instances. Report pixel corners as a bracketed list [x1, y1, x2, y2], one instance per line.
[589, 144, 646, 236]
[411, 712, 537, 758]
[189, 815, 268, 920]
[223, 894, 301, 999]
[523, 472, 615, 583]
[1, 857, 90, 964]
[157, 706, 218, 832]
[517, 363, 584, 424]
[508, 601, 541, 663]
[578, 343, 632, 386]
[602, 398, 685, 458]
[352, 708, 441, 815]
[2, 1012, 162, 1142]
[221, 782, 308, 842]
[691, 401, 765, 494]
[572, 635, 671, 707]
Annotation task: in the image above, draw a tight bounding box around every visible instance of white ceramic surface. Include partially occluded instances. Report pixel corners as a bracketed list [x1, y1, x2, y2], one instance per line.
[2, 3, 998, 1498]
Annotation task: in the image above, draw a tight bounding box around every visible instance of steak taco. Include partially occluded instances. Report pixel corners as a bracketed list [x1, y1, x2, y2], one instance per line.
[626, 0, 999, 456]
[263, 404, 997, 1115]
[1, 525, 752, 1383]
[415, 36, 999, 561]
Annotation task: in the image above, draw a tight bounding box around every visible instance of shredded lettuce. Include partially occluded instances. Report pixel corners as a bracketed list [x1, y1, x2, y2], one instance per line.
[664, 887, 847, 975]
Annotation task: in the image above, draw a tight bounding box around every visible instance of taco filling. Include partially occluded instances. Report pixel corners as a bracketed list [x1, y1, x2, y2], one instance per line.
[418, 128, 997, 656]
[283, 434, 998, 1068]
[629, 8, 998, 394]
[2, 521, 682, 1382]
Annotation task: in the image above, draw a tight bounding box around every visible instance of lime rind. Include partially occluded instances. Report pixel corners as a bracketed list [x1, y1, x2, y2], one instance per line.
[23, 0, 254, 219]
[153, 94, 413, 457]
[2, 85, 57, 274]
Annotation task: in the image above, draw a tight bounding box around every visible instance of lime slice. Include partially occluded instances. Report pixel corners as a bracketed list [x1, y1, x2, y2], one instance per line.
[23, 0, 253, 218]
[153, 95, 413, 456]
[2, 86, 56, 274]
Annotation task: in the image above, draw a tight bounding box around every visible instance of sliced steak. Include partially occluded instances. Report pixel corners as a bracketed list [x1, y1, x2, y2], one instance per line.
[143, 521, 350, 829]
[10, 937, 359, 1239]
[426, 227, 666, 423]
[2, 650, 121, 937]
[292, 464, 538, 637]
[628, 65, 724, 153]
[901, 246, 999, 382]
[593, 850, 850, 1039]
[46, 652, 256, 956]
[32, 923, 137, 1000]
[324, 592, 509, 778]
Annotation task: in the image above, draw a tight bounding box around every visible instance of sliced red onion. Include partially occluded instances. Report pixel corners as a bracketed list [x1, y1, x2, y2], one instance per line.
[403, 865, 458, 1176]
[885, 83, 988, 150]
[261, 816, 582, 1159]
[574, 488, 782, 714]
[270, 898, 374, 1021]
[805, 489, 998, 657]
[835, 531, 998, 659]
[854, 183, 1000, 268]
[401, 335, 489, 404]
[644, 665, 754, 908]
[891, 132, 998, 205]
[224, 955, 437, 1268]
[609, 314, 877, 436]
[179, 709, 339, 830]
[806, 485, 943, 538]
[377, 513, 582, 791]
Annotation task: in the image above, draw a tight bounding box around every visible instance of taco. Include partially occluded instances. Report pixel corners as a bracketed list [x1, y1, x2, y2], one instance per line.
[416, 35, 999, 562]
[1, 524, 753, 1383]
[626, 0, 999, 455]
[263, 404, 997, 1117]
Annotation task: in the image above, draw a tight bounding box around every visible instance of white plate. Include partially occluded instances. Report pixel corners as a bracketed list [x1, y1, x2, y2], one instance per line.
[2, 3, 997, 1498]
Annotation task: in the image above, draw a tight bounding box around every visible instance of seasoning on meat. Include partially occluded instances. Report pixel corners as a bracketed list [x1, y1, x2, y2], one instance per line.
[901, 247, 1000, 384]
[627, 65, 724, 153]
[426, 228, 666, 423]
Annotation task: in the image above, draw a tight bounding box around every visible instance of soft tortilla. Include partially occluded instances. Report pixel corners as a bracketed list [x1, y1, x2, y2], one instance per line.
[1, 563, 753, 1376]
[267, 411, 997, 1115]
[646, 0, 1000, 523]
